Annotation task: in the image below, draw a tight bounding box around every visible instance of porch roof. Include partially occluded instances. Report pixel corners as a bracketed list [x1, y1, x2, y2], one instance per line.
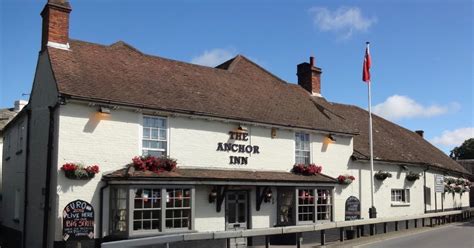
[102, 167, 338, 185]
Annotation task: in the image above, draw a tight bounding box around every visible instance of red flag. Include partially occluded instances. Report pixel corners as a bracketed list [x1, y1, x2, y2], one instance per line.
[362, 42, 371, 83]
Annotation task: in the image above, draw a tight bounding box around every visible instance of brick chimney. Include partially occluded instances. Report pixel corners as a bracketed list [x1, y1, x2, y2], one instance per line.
[297, 56, 322, 96]
[41, 0, 72, 51]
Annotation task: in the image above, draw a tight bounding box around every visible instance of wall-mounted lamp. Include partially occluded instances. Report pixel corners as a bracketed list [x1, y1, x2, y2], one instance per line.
[271, 128, 277, 139]
[264, 189, 273, 202]
[99, 106, 111, 115]
[324, 134, 336, 144]
[208, 187, 218, 203]
[234, 124, 248, 133]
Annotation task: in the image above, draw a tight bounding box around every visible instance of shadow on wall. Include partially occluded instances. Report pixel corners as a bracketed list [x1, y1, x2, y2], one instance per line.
[83, 112, 111, 133]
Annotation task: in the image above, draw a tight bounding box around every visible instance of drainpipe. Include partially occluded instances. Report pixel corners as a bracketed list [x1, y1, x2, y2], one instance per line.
[22, 108, 32, 248]
[42, 104, 59, 248]
[99, 180, 110, 240]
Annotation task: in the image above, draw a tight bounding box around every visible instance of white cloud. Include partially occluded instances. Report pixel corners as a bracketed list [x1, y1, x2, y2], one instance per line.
[190, 48, 236, 67]
[431, 127, 474, 147]
[309, 6, 376, 39]
[373, 95, 459, 121]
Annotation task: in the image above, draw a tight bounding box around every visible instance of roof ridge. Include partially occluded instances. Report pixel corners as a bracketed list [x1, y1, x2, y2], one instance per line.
[232, 54, 290, 85]
[68, 39, 236, 74]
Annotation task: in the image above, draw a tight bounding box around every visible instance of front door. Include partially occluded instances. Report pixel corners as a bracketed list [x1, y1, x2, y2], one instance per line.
[226, 191, 248, 248]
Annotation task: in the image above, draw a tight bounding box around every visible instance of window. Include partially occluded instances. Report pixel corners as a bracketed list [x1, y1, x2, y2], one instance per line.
[295, 132, 310, 164]
[165, 189, 191, 229]
[142, 116, 167, 157]
[292, 188, 333, 225]
[316, 189, 332, 221]
[4, 133, 11, 157]
[277, 188, 295, 226]
[133, 188, 161, 231]
[14, 189, 21, 221]
[17, 121, 24, 151]
[391, 189, 410, 204]
[110, 188, 128, 234]
[297, 189, 315, 222]
[110, 186, 193, 236]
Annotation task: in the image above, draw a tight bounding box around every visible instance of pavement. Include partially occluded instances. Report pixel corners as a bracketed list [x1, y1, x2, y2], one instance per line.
[323, 220, 474, 248]
[249, 220, 474, 248]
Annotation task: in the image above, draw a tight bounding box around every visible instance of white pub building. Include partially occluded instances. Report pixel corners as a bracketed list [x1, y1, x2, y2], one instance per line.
[1, 1, 472, 248]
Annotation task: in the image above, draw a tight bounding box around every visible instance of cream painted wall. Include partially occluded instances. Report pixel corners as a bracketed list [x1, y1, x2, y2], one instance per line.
[55, 103, 140, 240]
[53, 102, 470, 241]
[169, 117, 295, 171]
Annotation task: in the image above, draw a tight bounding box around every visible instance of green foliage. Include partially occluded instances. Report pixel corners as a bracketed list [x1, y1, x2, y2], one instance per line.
[450, 138, 474, 160]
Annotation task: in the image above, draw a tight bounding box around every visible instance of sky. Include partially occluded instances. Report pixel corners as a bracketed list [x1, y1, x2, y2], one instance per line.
[1, 0, 473, 154]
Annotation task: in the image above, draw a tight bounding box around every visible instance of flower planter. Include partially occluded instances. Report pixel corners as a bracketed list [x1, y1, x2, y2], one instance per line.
[405, 172, 420, 182]
[292, 164, 322, 176]
[131, 155, 177, 173]
[337, 175, 355, 185]
[61, 163, 99, 180]
[374, 171, 392, 181]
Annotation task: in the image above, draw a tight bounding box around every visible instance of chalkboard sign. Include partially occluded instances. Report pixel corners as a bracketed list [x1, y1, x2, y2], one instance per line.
[63, 199, 94, 241]
[345, 196, 361, 221]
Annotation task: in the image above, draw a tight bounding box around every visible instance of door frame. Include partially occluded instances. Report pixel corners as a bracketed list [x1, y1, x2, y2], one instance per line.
[224, 190, 251, 230]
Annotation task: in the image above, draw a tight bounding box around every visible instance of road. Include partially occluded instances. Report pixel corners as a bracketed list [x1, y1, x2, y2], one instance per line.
[358, 220, 474, 248]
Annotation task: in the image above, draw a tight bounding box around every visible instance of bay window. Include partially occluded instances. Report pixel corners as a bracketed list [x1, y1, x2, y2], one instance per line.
[110, 186, 194, 236]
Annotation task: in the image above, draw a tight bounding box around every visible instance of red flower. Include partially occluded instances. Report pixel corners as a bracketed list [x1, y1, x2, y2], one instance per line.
[292, 163, 322, 176]
[130, 156, 177, 173]
[61, 163, 77, 172]
[85, 165, 100, 174]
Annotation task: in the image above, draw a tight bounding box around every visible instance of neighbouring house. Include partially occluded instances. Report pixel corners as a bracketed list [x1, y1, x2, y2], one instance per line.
[0, 100, 27, 223]
[1, 1, 471, 248]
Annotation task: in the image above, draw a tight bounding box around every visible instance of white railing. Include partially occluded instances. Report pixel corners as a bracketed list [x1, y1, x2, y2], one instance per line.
[102, 208, 474, 248]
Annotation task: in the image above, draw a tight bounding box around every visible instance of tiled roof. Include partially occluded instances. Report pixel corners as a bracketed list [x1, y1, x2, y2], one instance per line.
[103, 167, 338, 184]
[47, 40, 356, 135]
[0, 108, 16, 132]
[331, 103, 470, 175]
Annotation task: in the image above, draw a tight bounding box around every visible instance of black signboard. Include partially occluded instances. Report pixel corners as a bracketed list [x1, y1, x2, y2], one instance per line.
[345, 196, 361, 221]
[63, 199, 94, 241]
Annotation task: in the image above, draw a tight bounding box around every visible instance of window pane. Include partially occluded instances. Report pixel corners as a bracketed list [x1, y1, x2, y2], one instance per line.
[151, 129, 159, 139]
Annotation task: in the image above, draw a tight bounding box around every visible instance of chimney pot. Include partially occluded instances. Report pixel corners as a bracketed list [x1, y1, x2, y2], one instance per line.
[415, 130, 424, 138]
[297, 56, 322, 96]
[310, 56, 315, 66]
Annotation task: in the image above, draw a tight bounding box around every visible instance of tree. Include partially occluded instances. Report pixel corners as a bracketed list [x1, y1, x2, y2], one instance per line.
[450, 138, 474, 160]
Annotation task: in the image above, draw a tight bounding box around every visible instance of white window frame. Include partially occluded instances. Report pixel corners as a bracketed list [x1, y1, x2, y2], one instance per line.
[391, 189, 410, 205]
[295, 132, 311, 164]
[141, 115, 168, 157]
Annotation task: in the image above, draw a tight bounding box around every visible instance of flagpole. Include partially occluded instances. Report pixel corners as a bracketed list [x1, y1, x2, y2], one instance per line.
[366, 42, 377, 219]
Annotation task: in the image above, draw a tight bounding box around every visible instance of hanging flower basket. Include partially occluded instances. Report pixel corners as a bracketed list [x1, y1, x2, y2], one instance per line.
[374, 171, 392, 181]
[406, 172, 420, 182]
[61, 163, 99, 180]
[292, 163, 322, 176]
[130, 155, 177, 173]
[337, 175, 355, 185]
